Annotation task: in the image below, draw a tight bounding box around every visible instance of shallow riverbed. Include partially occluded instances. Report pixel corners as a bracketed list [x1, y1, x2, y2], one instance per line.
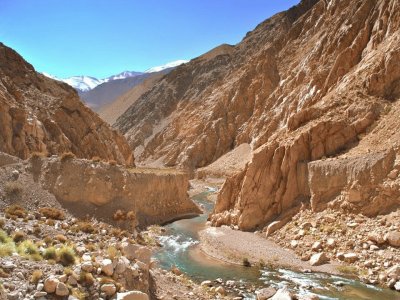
[154, 191, 400, 300]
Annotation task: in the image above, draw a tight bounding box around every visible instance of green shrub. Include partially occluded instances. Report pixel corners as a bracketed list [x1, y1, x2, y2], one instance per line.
[0, 230, 10, 244]
[43, 246, 57, 260]
[57, 246, 76, 266]
[0, 243, 15, 257]
[18, 240, 41, 260]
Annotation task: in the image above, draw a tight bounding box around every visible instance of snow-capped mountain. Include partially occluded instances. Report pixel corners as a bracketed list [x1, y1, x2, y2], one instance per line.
[43, 60, 188, 92]
[106, 71, 143, 81]
[144, 60, 188, 73]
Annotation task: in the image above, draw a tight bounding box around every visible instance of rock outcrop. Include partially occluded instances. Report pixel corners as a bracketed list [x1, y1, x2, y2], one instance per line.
[33, 156, 200, 227]
[208, 0, 400, 230]
[0, 43, 134, 165]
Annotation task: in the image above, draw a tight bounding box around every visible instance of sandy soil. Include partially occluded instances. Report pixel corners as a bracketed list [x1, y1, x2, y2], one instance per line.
[199, 226, 342, 276]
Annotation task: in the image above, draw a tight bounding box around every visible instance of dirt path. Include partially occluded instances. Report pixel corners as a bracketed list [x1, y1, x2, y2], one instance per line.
[199, 226, 342, 275]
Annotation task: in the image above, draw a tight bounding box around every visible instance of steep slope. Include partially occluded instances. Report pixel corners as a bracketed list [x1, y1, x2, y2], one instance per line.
[115, 0, 400, 230]
[79, 73, 152, 110]
[0, 43, 134, 165]
[99, 71, 167, 125]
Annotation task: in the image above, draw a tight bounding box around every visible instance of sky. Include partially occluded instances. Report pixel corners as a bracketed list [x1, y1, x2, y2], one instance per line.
[0, 0, 299, 79]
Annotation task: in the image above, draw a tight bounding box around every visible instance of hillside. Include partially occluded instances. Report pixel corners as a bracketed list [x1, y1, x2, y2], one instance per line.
[114, 0, 400, 231]
[79, 73, 152, 110]
[99, 71, 167, 125]
[0, 43, 134, 165]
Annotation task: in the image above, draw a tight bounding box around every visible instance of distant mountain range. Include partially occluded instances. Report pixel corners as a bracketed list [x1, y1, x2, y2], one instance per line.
[43, 60, 188, 92]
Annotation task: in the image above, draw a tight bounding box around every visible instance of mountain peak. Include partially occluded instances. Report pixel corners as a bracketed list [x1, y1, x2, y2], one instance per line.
[144, 60, 189, 73]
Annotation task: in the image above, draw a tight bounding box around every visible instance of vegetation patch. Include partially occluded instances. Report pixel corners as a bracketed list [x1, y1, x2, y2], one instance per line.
[5, 204, 26, 218]
[4, 181, 24, 198]
[39, 207, 65, 220]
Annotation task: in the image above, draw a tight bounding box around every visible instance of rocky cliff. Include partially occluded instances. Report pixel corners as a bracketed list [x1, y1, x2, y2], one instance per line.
[34, 156, 200, 227]
[115, 0, 400, 230]
[0, 43, 134, 165]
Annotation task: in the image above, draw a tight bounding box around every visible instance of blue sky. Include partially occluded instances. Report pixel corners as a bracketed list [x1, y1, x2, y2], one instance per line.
[0, 0, 299, 78]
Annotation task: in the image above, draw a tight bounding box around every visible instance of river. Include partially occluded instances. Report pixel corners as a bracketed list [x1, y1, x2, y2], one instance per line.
[154, 190, 400, 300]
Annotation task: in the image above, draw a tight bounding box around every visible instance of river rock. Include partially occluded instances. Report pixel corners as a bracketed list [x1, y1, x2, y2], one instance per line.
[55, 282, 69, 296]
[310, 252, 328, 266]
[385, 231, 400, 247]
[215, 286, 225, 295]
[344, 253, 358, 263]
[395, 281, 400, 291]
[270, 286, 293, 300]
[101, 284, 116, 296]
[387, 265, 400, 280]
[44, 276, 59, 293]
[201, 280, 213, 287]
[116, 291, 149, 300]
[256, 287, 277, 300]
[101, 259, 114, 276]
[368, 232, 385, 245]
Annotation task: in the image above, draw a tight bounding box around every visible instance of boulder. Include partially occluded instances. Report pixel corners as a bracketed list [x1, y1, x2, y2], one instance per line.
[309, 253, 329, 266]
[256, 287, 277, 300]
[55, 282, 69, 296]
[101, 284, 116, 296]
[44, 276, 59, 293]
[270, 286, 294, 300]
[116, 291, 149, 300]
[368, 233, 385, 245]
[385, 231, 400, 247]
[101, 258, 114, 276]
[343, 253, 359, 263]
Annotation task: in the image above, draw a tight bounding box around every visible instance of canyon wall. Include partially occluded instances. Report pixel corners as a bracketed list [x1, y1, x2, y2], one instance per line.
[211, 0, 400, 230]
[32, 157, 200, 227]
[0, 43, 134, 165]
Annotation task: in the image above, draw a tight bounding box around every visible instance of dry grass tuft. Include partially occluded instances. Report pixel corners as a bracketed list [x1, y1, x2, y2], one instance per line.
[5, 204, 26, 218]
[60, 152, 76, 162]
[39, 207, 65, 220]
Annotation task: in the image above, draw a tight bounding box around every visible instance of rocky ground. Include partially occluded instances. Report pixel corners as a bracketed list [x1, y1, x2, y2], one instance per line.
[269, 207, 400, 291]
[0, 204, 214, 300]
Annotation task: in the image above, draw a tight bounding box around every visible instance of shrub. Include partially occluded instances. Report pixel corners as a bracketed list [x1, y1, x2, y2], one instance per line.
[39, 207, 65, 220]
[74, 221, 97, 234]
[4, 182, 23, 198]
[0, 267, 9, 278]
[242, 257, 251, 267]
[18, 240, 41, 260]
[91, 156, 101, 163]
[43, 236, 53, 245]
[107, 246, 119, 260]
[336, 265, 358, 275]
[43, 247, 57, 260]
[79, 271, 95, 285]
[5, 204, 26, 218]
[30, 270, 43, 283]
[108, 160, 117, 166]
[0, 243, 15, 257]
[30, 152, 45, 159]
[55, 234, 68, 243]
[0, 219, 5, 229]
[0, 230, 10, 244]
[57, 246, 76, 266]
[113, 210, 126, 221]
[60, 152, 76, 162]
[12, 231, 26, 243]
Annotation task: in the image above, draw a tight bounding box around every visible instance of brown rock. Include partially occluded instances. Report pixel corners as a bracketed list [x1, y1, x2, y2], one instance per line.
[0, 43, 133, 165]
[309, 252, 329, 266]
[385, 231, 400, 247]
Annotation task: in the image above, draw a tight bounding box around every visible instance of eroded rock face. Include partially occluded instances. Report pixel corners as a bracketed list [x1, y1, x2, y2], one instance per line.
[36, 157, 200, 227]
[0, 43, 133, 165]
[209, 0, 400, 230]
